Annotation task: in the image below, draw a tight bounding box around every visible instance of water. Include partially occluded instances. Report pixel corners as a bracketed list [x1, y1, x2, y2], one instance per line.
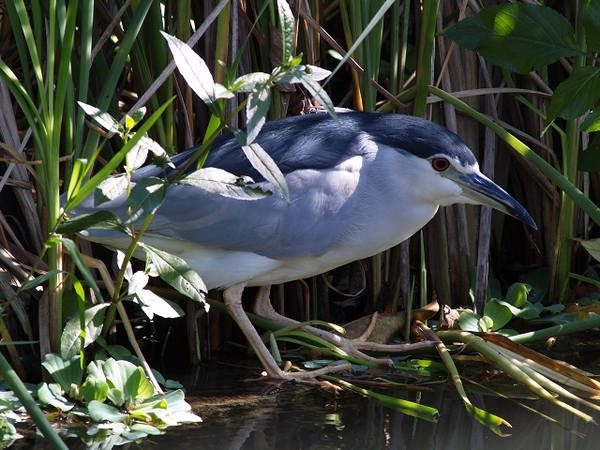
[16, 358, 600, 449]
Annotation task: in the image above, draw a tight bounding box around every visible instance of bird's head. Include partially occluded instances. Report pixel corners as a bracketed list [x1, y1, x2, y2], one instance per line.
[366, 114, 537, 229]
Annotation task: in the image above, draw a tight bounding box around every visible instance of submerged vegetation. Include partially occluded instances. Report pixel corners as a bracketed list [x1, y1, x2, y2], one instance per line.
[0, 0, 600, 445]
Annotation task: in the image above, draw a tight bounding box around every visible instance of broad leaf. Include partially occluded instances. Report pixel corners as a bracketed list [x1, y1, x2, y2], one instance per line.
[178, 167, 271, 200]
[161, 32, 216, 105]
[61, 303, 110, 360]
[88, 400, 127, 423]
[504, 283, 530, 308]
[41, 354, 84, 392]
[440, 4, 582, 74]
[37, 383, 76, 412]
[458, 310, 481, 332]
[140, 243, 208, 309]
[483, 299, 513, 331]
[80, 377, 110, 403]
[123, 366, 155, 402]
[546, 66, 600, 125]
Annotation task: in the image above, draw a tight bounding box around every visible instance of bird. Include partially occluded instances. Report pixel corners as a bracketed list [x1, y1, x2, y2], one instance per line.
[70, 111, 536, 379]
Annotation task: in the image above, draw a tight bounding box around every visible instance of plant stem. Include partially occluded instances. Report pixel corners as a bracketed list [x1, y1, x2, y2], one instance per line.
[0, 352, 68, 449]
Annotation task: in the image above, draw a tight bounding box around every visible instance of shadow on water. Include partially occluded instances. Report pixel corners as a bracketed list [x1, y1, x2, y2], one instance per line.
[13, 356, 600, 450]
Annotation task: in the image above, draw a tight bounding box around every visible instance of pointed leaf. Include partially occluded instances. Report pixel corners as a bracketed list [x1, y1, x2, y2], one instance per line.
[580, 108, 600, 132]
[583, 1, 600, 54]
[299, 72, 337, 120]
[278, 0, 295, 63]
[125, 142, 149, 172]
[94, 174, 128, 206]
[78, 102, 120, 133]
[246, 87, 272, 144]
[546, 66, 600, 125]
[61, 303, 110, 360]
[135, 289, 185, 319]
[125, 177, 167, 223]
[161, 32, 216, 104]
[440, 3, 582, 74]
[178, 168, 271, 200]
[232, 72, 270, 92]
[232, 129, 290, 202]
[58, 211, 129, 235]
[140, 243, 207, 309]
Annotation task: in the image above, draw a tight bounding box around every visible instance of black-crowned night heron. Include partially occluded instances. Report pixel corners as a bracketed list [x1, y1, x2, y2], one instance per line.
[72, 112, 536, 379]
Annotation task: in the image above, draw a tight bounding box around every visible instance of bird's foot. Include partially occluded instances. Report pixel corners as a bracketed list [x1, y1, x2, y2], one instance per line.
[252, 288, 437, 370]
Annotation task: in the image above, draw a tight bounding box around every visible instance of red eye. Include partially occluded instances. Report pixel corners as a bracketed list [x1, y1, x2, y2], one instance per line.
[431, 157, 450, 172]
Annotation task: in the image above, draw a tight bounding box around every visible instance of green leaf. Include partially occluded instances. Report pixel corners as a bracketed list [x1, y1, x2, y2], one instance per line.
[80, 377, 110, 403]
[41, 354, 84, 393]
[277, 0, 295, 63]
[578, 237, 600, 262]
[440, 3, 582, 74]
[546, 66, 600, 126]
[125, 177, 167, 223]
[134, 289, 185, 319]
[123, 367, 155, 402]
[37, 383, 76, 412]
[161, 32, 216, 106]
[580, 108, 600, 132]
[478, 316, 493, 332]
[514, 302, 543, 320]
[231, 72, 270, 92]
[583, 1, 600, 54]
[579, 133, 600, 171]
[245, 87, 272, 144]
[88, 400, 127, 423]
[232, 129, 290, 203]
[94, 174, 128, 206]
[78, 102, 120, 133]
[504, 283, 531, 308]
[178, 168, 271, 200]
[57, 211, 129, 235]
[140, 243, 207, 308]
[61, 304, 109, 360]
[464, 402, 512, 437]
[20, 269, 64, 292]
[483, 299, 513, 331]
[128, 107, 146, 126]
[54, 236, 103, 300]
[458, 310, 482, 332]
[125, 142, 149, 172]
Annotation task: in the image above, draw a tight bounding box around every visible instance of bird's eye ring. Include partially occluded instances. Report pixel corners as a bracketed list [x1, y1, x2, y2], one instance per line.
[431, 157, 450, 172]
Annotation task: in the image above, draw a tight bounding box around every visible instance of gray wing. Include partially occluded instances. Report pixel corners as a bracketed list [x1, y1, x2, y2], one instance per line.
[77, 113, 375, 259]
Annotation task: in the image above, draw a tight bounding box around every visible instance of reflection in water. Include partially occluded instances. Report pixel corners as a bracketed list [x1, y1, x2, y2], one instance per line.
[14, 360, 600, 449]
